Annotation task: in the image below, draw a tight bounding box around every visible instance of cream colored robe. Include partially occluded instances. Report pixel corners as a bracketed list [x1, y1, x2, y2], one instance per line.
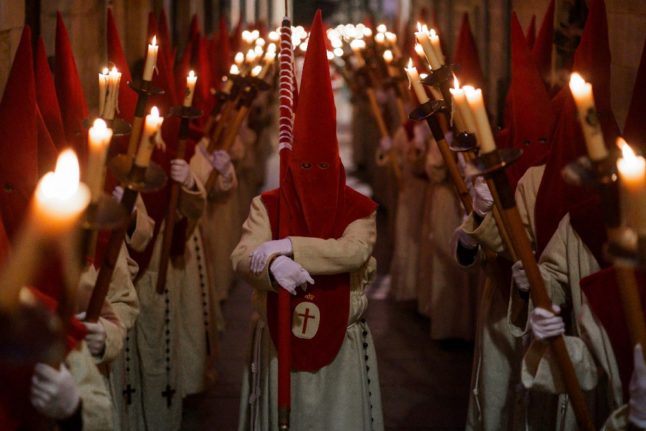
[134, 174, 206, 431]
[232, 196, 384, 431]
[459, 165, 545, 431]
[390, 126, 425, 301]
[421, 140, 477, 340]
[67, 341, 114, 430]
[524, 213, 623, 429]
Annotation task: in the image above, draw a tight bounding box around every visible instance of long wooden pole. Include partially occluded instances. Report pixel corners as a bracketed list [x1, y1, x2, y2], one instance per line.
[487, 163, 595, 431]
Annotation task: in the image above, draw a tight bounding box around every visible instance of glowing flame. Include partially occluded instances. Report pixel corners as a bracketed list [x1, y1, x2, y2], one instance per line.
[377, 24, 387, 33]
[334, 48, 344, 57]
[255, 37, 266, 47]
[188, 70, 196, 79]
[268, 31, 279, 42]
[416, 22, 423, 32]
[414, 43, 425, 56]
[266, 43, 277, 53]
[383, 50, 393, 63]
[251, 65, 262, 77]
[619, 138, 636, 160]
[246, 49, 257, 62]
[406, 58, 414, 69]
[430, 28, 438, 37]
[92, 118, 108, 131]
[234, 52, 244, 65]
[101, 67, 109, 75]
[350, 39, 365, 50]
[151, 35, 157, 46]
[40, 150, 80, 201]
[375, 33, 385, 44]
[453, 75, 460, 90]
[150, 106, 160, 119]
[230, 64, 240, 75]
[327, 51, 334, 61]
[362, 27, 372, 37]
[569, 72, 587, 93]
[110, 66, 119, 75]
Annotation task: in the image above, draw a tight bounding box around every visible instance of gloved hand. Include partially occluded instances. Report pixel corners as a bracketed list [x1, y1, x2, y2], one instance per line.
[112, 185, 124, 203]
[31, 363, 80, 420]
[170, 159, 195, 189]
[629, 344, 646, 428]
[270, 255, 315, 295]
[211, 150, 232, 176]
[413, 123, 430, 151]
[76, 312, 106, 357]
[529, 305, 565, 340]
[456, 228, 479, 250]
[249, 239, 293, 275]
[472, 176, 494, 217]
[511, 260, 551, 293]
[379, 136, 393, 152]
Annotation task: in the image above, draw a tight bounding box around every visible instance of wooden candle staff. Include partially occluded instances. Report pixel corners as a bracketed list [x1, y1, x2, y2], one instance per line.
[156, 72, 202, 294]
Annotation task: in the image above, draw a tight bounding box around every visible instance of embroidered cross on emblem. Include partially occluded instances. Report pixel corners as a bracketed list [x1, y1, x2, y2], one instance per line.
[292, 301, 321, 339]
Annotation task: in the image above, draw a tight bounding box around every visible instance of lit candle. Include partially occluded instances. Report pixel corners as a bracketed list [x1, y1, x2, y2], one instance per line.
[415, 23, 441, 70]
[254, 45, 263, 57]
[569, 72, 608, 161]
[245, 49, 257, 66]
[377, 24, 387, 33]
[255, 37, 266, 47]
[617, 138, 646, 234]
[234, 52, 244, 67]
[268, 31, 279, 42]
[350, 39, 366, 67]
[429, 28, 445, 66]
[449, 77, 477, 133]
[183, 70, 197, 107]
[251, 65, 263, 78]
[259, 52, 276, 79]
[383, 49, 394, 64]
[222, 64, 239, 93]
[404, 58, 429, 104]
[98, 67, 109, 116]
[135, 106, 164, 168]
[464, 86, 496, 153]
[143, 35, 159, 81]
[0, 149, 90, 310]
[102, 66, 121, 120]
[385, 32, 401, 57]
[86, 119, 113, 201]
[375, 32, 386, 45]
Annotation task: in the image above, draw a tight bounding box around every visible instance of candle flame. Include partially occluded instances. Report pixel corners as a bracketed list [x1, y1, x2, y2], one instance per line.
[422, 24, 429, 33]
[569, 72, 587, 92]
[430, 28, 438, 37]
[101, 67, 109, 75]
[327, 51, 334, 61]
[234, 52, 244, 64]
[618, 137, 637, 161]
[416, 22, 423, 32]
[251, 65, 263, 77]
[268, 31, 279, 42]
[414, 43, 425, 56]
[255, 37, 266, 47]
[406, 58, 414, 69]
[150, 106, 160, 119]
[453, 75, 460, 90]
[334, 48, 344, 57]
[40, 149, 80, 200]
[92, 118, 108, 131]
[375, 33, 385, 43]
[151, 35, 157, 46]
[254, 45, 263, 56]
[110, 66, 119, 75]
[267, 43, 277, 53]
[188, 70, 196, 79]
[420, 73, 428, 80]
[350, 39, 365, 50]
[383, 50, 393, 63]
[377, 24, 387, 33]
[386, 32, 396, 42]
[362, 27, 372, 37]
[230, 64, 240, 75]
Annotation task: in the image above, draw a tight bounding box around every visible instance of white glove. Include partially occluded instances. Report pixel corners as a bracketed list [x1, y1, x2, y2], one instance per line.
[249, 239, 293, 275]
[112, 185, 124, 203]
[472, 177, 494, 216]
[456, 228, 479, 250]
[31, 363, 80, 420]
[270, 255, 314, 295]
[529, 305, 565, 340]
[76, 312, 106, 357]
[630, 344, 646, 428]
[511, 260, 552, 293]
[211, 150, 232, 176]
[379, 136, 393, 152]
[170, 159, 195, 189]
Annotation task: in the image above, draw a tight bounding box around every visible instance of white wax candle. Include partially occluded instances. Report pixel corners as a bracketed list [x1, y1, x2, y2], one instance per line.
[222, 64, 239, 93]
[450, 84, 478, 133]
[415, 24, 441, 70]
[404, 58, 430, 104]
[464, 86, 496, 153]
[135, 106, 164, 168]
[86, 119, 113, 201]
[104, 66, 121, 120]
[617, 138, 646, 235]
[259, 52, 276, 79]
[569, 72, 608, 161]
[350, 39, 366, 67]
[98, 67, 108, 116]
[429, 28, 445, 66]
[183, 70, 197, 107]
[143, 36, 159, 81]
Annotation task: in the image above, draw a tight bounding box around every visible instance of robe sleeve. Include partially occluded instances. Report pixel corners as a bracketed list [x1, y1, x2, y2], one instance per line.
[66, 343, 113, 431]
[126, 197, 155, 252]
[601, 405, 629, 431]
[231, 196, 275, 291]
[178, 173, 206, 220]
[289, 212, 377, 275]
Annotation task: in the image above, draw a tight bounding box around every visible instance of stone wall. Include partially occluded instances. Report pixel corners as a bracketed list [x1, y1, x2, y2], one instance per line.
[0, 1, 25, 100]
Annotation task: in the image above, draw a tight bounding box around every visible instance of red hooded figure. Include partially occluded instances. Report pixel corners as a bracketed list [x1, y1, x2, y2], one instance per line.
[262, 11, 377, 371]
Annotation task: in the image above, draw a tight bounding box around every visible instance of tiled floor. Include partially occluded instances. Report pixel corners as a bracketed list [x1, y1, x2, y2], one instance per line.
[181, 280, 474, 430]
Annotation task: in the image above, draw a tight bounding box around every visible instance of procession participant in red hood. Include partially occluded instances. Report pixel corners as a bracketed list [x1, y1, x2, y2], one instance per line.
[232, 10, 384, 430]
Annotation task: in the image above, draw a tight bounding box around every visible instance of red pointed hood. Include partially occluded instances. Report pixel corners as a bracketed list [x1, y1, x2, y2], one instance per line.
[230, 20, 242, 53]
[534, 0, 618, 259]
[191, 31, 213, 112]
[34, 36, 66, 149]
[158, 9, 175, 72]
[36, 106, 58, 176]
[503, 13, 556, 189]
[0, 26, 39, 240]
[623, 37, 646, 150]
[453, 13, 485, 89]
[188, 14, 200, 42]
[283, 10, 375, 238]
[55, 12, 88, 164]
[107, 8, 136, 123]
[532, 0, 555, 86]
[211, 17, 231, 85]
[526, 15, 536, 49]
